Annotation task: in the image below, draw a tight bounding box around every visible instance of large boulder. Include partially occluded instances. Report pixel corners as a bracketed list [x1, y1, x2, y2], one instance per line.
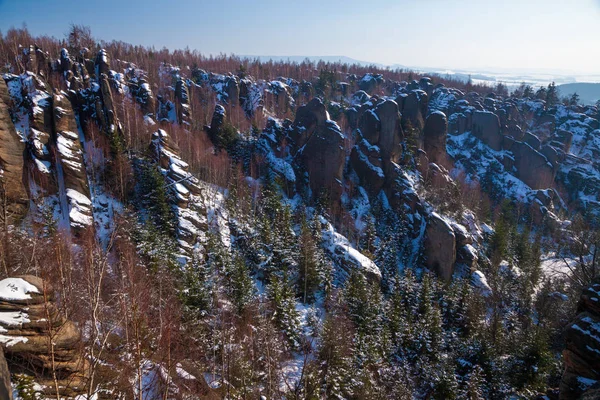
[424, 213, 456, 281]
[472, 110, 503, 151]
[560, 277, 600, 399]
[424, 111, 448, 164]
[0, 78, 28, 221]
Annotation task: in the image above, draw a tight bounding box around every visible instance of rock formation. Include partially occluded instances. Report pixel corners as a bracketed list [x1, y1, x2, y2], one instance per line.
[423, 111, 448, 164]
[175, 77, 192, 127]
[0, 276, 87, 398]
[397, 89, 428, 132]
[0, 78, 28, 222]
[560, 276, 600, 399]
[424, 213, 456, 281]
[472, 110, 503, 151]
[509, 141, 556, 190]
[53, 92, 93, 230]
[290, 98, 345, 203]
[150, 129, 206, 254]
[350, 99, 404, 195]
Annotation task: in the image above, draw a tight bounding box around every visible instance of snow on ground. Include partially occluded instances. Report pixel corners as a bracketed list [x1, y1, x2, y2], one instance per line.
[448, 131, 536, 202]
[201, 183, 231, 248]
[471, 271, 492, 297]
[280, 301, 322, 392]
[541, 252, 579, 279]
[320, 217, 381, 279]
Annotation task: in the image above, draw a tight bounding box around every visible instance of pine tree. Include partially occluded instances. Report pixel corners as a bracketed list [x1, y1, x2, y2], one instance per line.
[297, 217, 322, 303]
[387, 279, 411, 355]
[361, 215, 377, 256]
[546, 82, 559, 107]
[318, 313, 354, 399]
[268, 273, 301, 349]
[180, 248, 213, 317]
[466, 365, 486, 400]
[569, 92, 580, 106]
[225, 252, 255, 314]
[135, 160, 176, 235]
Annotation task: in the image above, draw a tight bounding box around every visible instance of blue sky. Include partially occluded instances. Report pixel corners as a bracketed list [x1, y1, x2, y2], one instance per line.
[1, 0, 599, 73]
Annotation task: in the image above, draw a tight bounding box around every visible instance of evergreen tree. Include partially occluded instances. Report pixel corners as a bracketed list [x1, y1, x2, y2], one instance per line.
[225, 252, 255, 314]
[318, 312, 354, 399]
[180, 248, 213, 317]
[268, 273, 301, 349]
[569, 92, 580, 106]
[135, 160, 176, 235]
[297, 217, 322, 303]
[546, 82, 559, 107]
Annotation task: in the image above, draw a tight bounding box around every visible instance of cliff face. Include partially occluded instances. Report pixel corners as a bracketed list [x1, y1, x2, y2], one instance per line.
[0, 78, 28, 223]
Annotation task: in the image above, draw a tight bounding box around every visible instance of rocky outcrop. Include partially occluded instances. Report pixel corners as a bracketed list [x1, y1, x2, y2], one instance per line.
[94, 49, 124, 140]
[53, 92, 93, 230]
[358, 73, 383, 93]
[126, 70, 156, 117]
[94, 49, 110, 78]
[0, 276, 87, 398]
[375, 99, 404, 163]
[289, 98, 328, 149]
[239, 77, 263, 117]
[423, 111, 448, 164]
[397, 90, 428, 132]
[350, 99, 404, 195]
[472, 110, 503, 151]
[560, 277, 600, 399]
[206, 104, 230, 149]
[267, 80, 293, 113]
[508, 140, 556, 190]
[150, 129, 206, 253]
[0, 78, 28, 222]
[350, 137, 385, 194]
[424, 213, 456, 281]
[175, 77, 192, 127]
[224, 75, 239, 106]
[290, 98, 345, 203]
[301, 120, 345, 203]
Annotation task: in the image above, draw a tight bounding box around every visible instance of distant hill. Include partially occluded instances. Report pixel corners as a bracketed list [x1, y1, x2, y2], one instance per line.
[558, 82, 600, 105]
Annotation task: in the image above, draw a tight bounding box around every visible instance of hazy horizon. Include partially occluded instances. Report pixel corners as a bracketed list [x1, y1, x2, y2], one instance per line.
[1, 0, 599, 76]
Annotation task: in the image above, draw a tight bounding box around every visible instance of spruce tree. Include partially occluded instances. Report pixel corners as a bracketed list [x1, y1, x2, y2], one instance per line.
[226, 251, 255, 314]
[268, 273, 301, 349]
